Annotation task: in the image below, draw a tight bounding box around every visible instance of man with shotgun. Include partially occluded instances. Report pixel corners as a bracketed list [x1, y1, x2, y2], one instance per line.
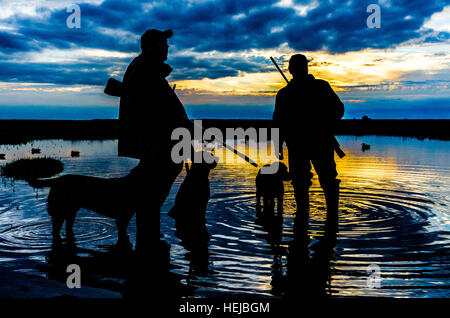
[272, 54, 344, 231]
[115, 29, 192, 257]
[104, 28, 259, 287]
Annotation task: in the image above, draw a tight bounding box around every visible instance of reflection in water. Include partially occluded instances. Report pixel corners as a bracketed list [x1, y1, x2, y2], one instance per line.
[172, 213, 212, 285]
[0, 136, 449, 298]
[45, 239, 132, 294]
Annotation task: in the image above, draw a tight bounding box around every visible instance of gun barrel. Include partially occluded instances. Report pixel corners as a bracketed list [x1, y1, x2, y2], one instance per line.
[190, 120, 258, 167]
[270, 57, 289, 83]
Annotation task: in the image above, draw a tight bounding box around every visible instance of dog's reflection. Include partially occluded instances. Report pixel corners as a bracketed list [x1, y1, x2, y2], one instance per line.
[254, 162, 290, 296]
[45, 238, 134, 294]
[45, 238, 192, 299]
[255, 199, 285, 296]
[256, 200, 283, 246]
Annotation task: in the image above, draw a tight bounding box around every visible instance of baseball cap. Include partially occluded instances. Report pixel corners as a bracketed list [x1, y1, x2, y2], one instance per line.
[289, 54, 311, 66]
[141, 29, 173, 49]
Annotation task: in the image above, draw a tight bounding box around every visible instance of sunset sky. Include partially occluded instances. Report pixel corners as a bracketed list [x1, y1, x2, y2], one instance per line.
[0, 0, 449, 119]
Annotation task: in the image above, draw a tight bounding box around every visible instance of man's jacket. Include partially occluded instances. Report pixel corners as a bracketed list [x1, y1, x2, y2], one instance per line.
[273, 74, 344, 152]
[119, 54, 190, 159]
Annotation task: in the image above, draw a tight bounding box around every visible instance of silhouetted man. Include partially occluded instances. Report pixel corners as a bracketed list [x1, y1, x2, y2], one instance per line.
[273, 54, 344, 228]
[118, 29, 191, 254]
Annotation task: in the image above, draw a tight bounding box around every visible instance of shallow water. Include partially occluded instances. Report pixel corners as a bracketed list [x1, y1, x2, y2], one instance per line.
[0, 136, 449, 298]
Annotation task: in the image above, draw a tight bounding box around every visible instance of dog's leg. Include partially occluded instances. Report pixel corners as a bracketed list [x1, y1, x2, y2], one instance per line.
[263, 197, 275, 215]
[277, 186, 284, 215]
[51, 215, 64, 242]
[256, 193, 262, 212]
[116, 220, 128, 241]
[269, 196, 276, 212]
[65, 209, 77, 240]
[116, 215, 132, 248]
[277, 195, 284, 215]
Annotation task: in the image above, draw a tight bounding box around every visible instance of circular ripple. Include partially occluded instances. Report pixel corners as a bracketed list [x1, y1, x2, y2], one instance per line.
[0, 217, 117, 252]
[166, 175, 449, 297]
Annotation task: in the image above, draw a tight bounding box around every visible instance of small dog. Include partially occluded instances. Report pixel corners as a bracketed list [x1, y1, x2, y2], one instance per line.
[256, 162, 291, 212]
[27, 167, 145, 244]
[169, 154, 217, 239]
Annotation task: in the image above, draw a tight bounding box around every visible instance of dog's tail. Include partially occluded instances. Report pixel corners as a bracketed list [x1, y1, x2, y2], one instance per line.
[26, 177, 59, 189]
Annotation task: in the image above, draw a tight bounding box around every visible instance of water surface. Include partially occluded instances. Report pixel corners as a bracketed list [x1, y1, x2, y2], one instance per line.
[0, 136, 448, 298]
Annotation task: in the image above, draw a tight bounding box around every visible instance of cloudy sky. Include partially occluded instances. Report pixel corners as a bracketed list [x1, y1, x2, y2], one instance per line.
[0, 0, 449, 119]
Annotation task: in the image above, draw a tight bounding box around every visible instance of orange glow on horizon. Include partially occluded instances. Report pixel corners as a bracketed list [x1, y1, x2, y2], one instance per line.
[171, 44, 450, 100]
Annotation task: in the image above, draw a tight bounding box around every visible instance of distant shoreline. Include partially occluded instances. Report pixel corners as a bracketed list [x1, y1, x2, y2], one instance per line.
[0, 119, 448, 144]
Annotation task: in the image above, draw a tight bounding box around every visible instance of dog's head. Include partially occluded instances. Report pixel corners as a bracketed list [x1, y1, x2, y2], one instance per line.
[188, 151, 218, 174]
[259, 162, 291, 180]
[277, 162, 291, 180]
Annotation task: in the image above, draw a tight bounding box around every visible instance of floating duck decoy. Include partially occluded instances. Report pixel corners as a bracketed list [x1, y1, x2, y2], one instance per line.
[71, 151, 80, 157]
[31, 148, 41, 154]
[361, 143, 371, 151]
[0, 154, 5, 160]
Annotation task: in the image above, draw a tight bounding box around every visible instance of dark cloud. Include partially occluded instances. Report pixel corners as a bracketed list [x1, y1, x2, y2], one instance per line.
[0, 54, 271, 85]
[0, 31, 36, 52]
[284, 0, 448, 52]
[0, 0, 448, 85]
[169, 55, 273, 80]
[17, 9, 138, 52]
[0, 61, 113, 85]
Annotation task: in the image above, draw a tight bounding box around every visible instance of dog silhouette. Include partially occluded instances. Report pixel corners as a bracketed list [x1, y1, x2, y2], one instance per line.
[256, 162, 290, 213]
[169, 153, 217, 242]
[27, 167, 145, 245]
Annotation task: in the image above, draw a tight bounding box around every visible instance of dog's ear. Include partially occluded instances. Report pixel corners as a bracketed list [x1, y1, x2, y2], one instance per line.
[202, 150, 218, 165]
[281, 163, 291, 180]
[211, 155, 219, 169]
[204, 143, 215, 154]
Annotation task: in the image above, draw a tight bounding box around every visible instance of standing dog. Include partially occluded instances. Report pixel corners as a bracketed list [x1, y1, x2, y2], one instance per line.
[27, 167, 145, 244]
[256, 162, 291, 212]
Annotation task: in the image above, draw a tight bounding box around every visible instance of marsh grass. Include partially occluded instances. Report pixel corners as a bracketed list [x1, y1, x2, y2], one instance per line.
[1, 157, 64, 180]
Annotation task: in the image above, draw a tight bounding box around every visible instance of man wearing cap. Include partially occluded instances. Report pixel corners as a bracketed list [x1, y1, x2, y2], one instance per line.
[119, 29, 191, 254]
[273, 54, 344, 230]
